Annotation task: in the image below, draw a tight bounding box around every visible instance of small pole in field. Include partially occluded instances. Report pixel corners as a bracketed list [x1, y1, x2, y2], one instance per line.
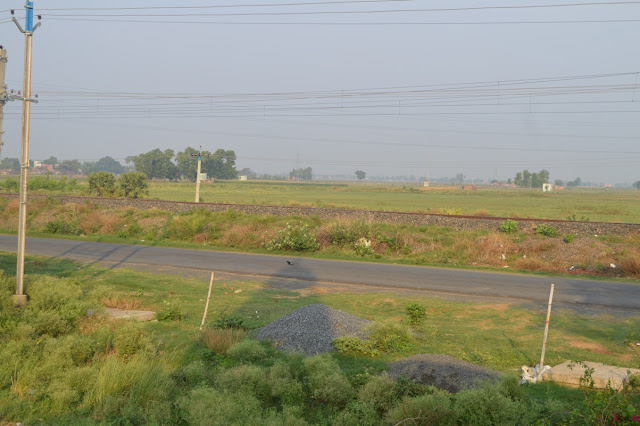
[537, 283, 555, 382]
[200, 272, 215, 331]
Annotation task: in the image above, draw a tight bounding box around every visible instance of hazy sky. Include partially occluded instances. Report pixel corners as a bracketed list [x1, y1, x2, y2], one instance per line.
[1, 0, 640, 184]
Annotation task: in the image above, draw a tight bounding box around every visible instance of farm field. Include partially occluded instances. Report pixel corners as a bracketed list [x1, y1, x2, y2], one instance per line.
[150, 181, 640, 223]
[0, 252, 638, 424]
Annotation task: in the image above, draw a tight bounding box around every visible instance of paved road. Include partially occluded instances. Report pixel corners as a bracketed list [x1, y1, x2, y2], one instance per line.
[0, 235, 638, 314]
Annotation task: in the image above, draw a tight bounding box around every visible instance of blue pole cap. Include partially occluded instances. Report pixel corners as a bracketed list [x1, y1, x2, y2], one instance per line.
[25, 1, 34, 32]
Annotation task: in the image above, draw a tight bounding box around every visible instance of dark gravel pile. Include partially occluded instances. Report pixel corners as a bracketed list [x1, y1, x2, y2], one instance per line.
[256, 304, 370, 355]
[388, 354, 502, 393]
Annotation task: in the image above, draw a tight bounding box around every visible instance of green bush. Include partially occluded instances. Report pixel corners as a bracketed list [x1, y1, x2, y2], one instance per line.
[212, 313, 246, 329]
[499, 219, 518, 234]
[177, 387, 264, 425]
[154, 300, 184, 321]
[45, 219, 82, 236]
[227, 339, 268, 363]
[263, 223, 319, 252]
[406, 303, 427, 325]
[326, 221, 371, 247]
[304, 354, 354, 407]
[357, 373, 398, 415]
[267, 360, 305, 406]
[215, 365, 271, 402]
[368, 320, 414, 353]
[563, 233, 575, 243]
[332, 336, 380, 357]
[535, 224, 558, 237]
[384, 392, 454, 425]
[331, 401, 380, 426]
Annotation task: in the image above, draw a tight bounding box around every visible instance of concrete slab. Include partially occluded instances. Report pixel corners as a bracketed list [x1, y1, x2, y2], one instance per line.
[542, 361, 640, 390]
[104, 307, 156, 322]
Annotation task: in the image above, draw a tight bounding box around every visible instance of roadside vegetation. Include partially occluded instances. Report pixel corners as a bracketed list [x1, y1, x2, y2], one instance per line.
[0, 253, 638, 424]
[0, 196, 638, 280]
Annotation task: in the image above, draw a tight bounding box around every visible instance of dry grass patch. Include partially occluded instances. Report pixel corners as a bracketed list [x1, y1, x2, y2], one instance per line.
[202, 328, 245, 354]
[102, 293, 144, 310]
[618, 252, 640, 277]
[512, 256, 549, 272]
[567, 340, 612, 355]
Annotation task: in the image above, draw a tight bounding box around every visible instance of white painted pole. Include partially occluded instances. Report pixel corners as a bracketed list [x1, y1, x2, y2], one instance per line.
[537, 283, 555, 382]
[200, 272, 214, 330]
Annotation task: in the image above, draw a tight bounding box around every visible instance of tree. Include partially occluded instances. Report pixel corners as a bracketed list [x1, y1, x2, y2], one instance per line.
[554, 179, 563, 186]
[355, 170, 366, 180]
[87, 172, 116, 197]
[175, 147, 199, 179]
[514, 169, 550, 188]
[290, 167, 312, 181]
[0, 157, 20, 171]
[127, 149, 178, 180]
[455, 173, 465, 184]
[566, 177, 581, 187]
[58, 160, 82, 174]
[84, 156, 124, 175]
[41, 156, 58, 165]
[204, 149, 238, 180]
[633, 180, 640, 190]
[117, 172, 148, 198]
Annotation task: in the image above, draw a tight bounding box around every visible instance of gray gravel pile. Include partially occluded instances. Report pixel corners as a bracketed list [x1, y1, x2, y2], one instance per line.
[256, 304, 370, 355]
[388, 354, 502, 393]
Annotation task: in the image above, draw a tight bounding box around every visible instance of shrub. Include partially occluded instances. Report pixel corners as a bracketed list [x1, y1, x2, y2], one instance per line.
[267, 360, 305, 406]
[535, 224, 558, 237]
[354, 237, 374, 256]
[117, 172, 148, 198]
[406, 303, 427, 325]
[618, 253, 640, 277]
[202, 328, 244, 354]
[333, 336, 380, 357]
[384, 392, 454, 426]
[325, 220, 371, 247]
[215, 365, 271, 402]
[87, 172, 116, 197]
[178, 387, 263, 425]
[563, 233, 575, 243]
[226, 339, 268, 363]
[331, 401, 380, 426]
[304, 354, 354, 407]
[499, 219, 518, 234]
[368, 320, 414, 352]
[357, 373, 398, 415]
[211, 313, 245, 329]
[263, 223, 319, 252]
[45, 219, 82, 236]
[154, 300, 184, 321]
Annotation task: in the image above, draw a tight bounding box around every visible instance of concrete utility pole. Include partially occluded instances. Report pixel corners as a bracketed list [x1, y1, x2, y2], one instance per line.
[12, 2, 41, 306]
[0, 47, 7, 159]
[191, 147, 209, 202]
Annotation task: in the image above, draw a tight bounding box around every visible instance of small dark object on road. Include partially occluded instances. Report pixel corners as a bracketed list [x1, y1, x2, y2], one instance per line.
[286, 261, 294, 265]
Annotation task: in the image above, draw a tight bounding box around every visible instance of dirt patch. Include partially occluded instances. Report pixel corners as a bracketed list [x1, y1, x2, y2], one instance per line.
[567, 340, 612, 355]
[388, 353, 502, 393]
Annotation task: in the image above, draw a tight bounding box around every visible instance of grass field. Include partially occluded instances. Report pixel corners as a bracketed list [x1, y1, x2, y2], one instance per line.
[150, 181, 640, 223]
[0, 252, 639, 424]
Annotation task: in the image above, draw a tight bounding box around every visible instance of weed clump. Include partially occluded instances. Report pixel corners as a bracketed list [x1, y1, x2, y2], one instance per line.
[535, 224, 558, 238]
[406, 303, 427, 325]
[263, 223, 319, 252]
[499, 219, 518, 234]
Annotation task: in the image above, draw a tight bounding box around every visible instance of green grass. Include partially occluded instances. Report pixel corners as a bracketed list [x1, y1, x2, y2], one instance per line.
[146, 181, 640, 223]
[1, 252, 639, 424]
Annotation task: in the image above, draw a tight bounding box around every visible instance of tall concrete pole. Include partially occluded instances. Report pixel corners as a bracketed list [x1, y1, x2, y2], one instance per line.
[12, 2, 41, 306]
[0, 47, 7, 160]
[195, 152, 202, 202]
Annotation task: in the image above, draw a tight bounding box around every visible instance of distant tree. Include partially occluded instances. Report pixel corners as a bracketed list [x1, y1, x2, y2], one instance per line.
[0, 157, 20, 171]
[58, 160, 82, 174]
[127, 149, 178, 180]
[355, 170, 366, 180]
[84, 156, 124, 175]
[514, 169, 550, 188]
[41, 156, 58, 165]
[632, 180, 640, 190]
[117, 172, 148, 198]
[175, 147, 199, 179]
[205, 149, 238, 180]
[566, 177, 581, 187]
[290, 167, 312, 181]
[455, 173, 465, 184]
[87, 171, 116, 197]
[554, 179, 563, 186]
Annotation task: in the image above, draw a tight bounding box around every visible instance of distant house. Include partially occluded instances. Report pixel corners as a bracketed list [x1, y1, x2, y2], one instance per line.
[239, 175, 248, 181]
[542, 183, 553, 192]
[31, 163, 54, 175]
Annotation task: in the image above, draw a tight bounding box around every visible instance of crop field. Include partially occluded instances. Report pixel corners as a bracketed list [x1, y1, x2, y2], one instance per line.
[148, 181, 640, 223]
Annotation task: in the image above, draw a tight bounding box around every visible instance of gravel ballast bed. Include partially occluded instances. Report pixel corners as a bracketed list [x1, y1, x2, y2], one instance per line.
[388, 354, 502, 393]
[256, 304, 370, 355]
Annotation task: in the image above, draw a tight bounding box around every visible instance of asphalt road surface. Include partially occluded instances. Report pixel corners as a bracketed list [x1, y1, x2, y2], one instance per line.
[0, 235, 638, 315]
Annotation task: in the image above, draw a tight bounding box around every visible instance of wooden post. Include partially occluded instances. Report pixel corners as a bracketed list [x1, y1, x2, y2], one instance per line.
[200, 272, 214, 331]
[537, 283, 555, 382]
